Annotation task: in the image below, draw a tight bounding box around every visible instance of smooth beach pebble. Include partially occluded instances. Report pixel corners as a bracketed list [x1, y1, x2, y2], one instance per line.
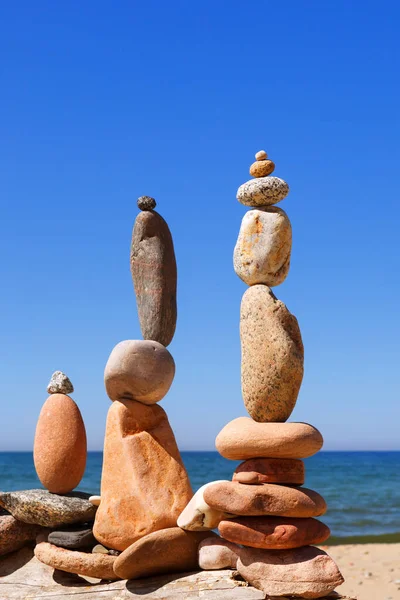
[237, 545, 344, 598]
[0, 515, 41, 556]
[48, 526, 96, 550]
[233, 457, 305, 485]
[216, 418, 323, 460]
[35, 541, 119, 580]
[93, 399, 192, 551]
[130, 209, 177, 347]
[198, 537, 239, 570]
[255, 150, 267, 161]
[241, 285, 304, 422]
[237, 176, 289, 207]
[219, 516, 330, 550]
[234, 208, 292, 287]
[104, 339, 175, 404]
[34, 393, 87, 494]
[249, 159, 275, 178]
[113, 527, 215, 580]
[177, 481, 234, 531]
[203, 481, 327, 518]
[89, 495, 101, 506]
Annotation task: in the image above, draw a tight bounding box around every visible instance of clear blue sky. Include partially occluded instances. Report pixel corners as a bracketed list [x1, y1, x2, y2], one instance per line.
[1, 1, 399, 451]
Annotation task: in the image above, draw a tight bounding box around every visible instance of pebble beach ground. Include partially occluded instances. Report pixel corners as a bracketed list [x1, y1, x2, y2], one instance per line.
[323, 543, 400, 599]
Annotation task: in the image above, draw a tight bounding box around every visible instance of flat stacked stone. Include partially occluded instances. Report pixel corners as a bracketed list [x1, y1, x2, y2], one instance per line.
[179, 151, 344, 598]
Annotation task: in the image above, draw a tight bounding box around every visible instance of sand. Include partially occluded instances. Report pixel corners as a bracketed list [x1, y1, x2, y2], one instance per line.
[323, 543, 400, 600]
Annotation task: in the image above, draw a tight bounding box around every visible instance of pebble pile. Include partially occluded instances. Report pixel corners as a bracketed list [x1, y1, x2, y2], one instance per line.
[178, 151, 345, 598]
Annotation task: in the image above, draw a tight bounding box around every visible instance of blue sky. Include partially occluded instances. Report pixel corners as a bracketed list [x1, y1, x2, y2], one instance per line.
[1, 1, 399, 451]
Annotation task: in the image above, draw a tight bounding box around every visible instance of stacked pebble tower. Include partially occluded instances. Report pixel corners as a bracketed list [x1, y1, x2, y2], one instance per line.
[178, 152, 345, 598]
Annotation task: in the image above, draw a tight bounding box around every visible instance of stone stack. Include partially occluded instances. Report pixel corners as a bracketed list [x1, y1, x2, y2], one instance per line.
[179, 152, 344, 598]
[93, 197, 197, 574]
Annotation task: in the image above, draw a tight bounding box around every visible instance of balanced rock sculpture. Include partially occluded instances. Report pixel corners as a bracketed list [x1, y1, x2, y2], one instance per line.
[33, 373, 87, 494]
[178, 150, 344, 598]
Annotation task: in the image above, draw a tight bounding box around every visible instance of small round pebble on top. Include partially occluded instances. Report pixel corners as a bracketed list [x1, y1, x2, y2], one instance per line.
[137, 196, 156, 211]
[255, 150, 267, 161]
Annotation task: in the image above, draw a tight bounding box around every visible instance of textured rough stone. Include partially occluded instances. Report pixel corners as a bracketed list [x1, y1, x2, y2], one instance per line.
[47, 371, 74, 395]
[233, 457, 305, 485]
[104, 339, 175, 404]
[241, 285, 304, 422]
[203, 481, 326, 518]
[237, 176, 289, 207]
[89, 495, 101, 506]
[35, 541, 118, 580]
[34, 393, 87, 494]
[237, 545, 344, 598]
[93, 399, 192, 551]
[113, 527, 215, 580]
[249, 160, 275, 178]
[48, 526, 96, 550]
[234, 208, 292, 287]
[0, 515, 40, 556]
[219, 516, 330, 549]
[0, 490, 97, 528]
[130, 210, 177, 346]
[216, 418, 323, 460]
[198, 537, 239, 570]
[177, 481, 235, 531]
[255, 150, 267, 160]
[137, 195, 156, 210]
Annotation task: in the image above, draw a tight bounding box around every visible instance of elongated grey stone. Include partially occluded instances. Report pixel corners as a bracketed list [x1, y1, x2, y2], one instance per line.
[130, 210, 177, 347]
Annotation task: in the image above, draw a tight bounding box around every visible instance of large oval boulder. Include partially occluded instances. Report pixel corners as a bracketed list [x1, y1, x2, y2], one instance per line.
[216, 418, 323, 460]
[241, 285, 304, 422]
[234, 208, 292, 287]
[34, 394, 87, 494]
[104, 340, 175, 404]
[130, 209, 177, 347]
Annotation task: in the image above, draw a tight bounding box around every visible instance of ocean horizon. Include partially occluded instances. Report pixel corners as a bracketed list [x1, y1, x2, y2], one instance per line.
[1, 451, 399, 545]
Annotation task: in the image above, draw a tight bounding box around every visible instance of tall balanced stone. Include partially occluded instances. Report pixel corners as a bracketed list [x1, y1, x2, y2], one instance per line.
[93, 399, 193, 551]
[130, 206, 177, 347]
[234, 207, 292, 287]
[34, 378, 87, 494]
[241, 284, 304, 422]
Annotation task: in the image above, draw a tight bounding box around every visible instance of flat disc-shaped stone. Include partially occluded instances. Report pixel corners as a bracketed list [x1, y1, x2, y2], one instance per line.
[130, 210, 177, 347]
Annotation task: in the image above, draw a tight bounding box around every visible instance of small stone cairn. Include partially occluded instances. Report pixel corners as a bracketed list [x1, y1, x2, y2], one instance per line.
[178, 151, 345, 598]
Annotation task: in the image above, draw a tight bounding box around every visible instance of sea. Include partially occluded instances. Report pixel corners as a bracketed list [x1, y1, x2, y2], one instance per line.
[1, 451, 399, 545]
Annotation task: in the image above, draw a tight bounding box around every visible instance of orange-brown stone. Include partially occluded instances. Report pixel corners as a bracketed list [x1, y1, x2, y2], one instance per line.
[233, 458, 304, 485]
[33, 394, 87, 494]
[35, 541, 118, 580]
[249, 160, 275, 178]
[219, 516, 330, 549]
[93, 399, 193, 551]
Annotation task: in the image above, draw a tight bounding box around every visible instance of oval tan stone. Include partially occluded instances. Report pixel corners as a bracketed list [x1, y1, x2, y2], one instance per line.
[93, 400, 193, 551]
[237, 545, 344, 598]
[113, 528, 215, 580]
[234, 208, 292, 287]
[34, 541, 118, 580]
[198, 537, 239, 570]
[249, 160, 275, 178]
[219, 516, 330, 549]
[233, 457, 304, 485]
[241, 285, 304, 422]
[203, 481, 327, 518]
[34, 394, 87, 494]
[216, 418, 323, 460]
[237, 176, 289, 207]
[104, 339, 175, 404]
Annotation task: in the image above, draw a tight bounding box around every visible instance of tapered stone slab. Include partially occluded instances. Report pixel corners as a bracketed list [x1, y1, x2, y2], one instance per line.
[237, 545, 344, 598]
[241, 285, 304, 422]
[216, 418, 323, 460]
[203, 481, 327, 518]
[233, 457, 305, 485]
[219, 516, 330, 549]
[234, 207, 292, 287]
[93, 400, 192, 551]
[130, 209, 177, 347]
[35, 541, 118, 580]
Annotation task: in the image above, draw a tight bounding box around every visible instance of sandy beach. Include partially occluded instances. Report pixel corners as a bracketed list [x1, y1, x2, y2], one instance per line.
[322, 543, 400, 599]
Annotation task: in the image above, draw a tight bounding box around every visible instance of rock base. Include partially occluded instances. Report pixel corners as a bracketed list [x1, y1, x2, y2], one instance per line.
[0, 547, 354, 599]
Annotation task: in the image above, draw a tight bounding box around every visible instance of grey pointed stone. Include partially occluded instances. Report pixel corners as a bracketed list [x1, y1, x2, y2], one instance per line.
[47, 371, 74, 395]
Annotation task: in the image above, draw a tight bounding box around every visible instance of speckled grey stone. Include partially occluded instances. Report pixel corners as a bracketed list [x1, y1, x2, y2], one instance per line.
[237, 176, 289, 207]
[0, 490, 97, 528]
[47, 371, 74, 395]
[137, 196, 156, 211]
